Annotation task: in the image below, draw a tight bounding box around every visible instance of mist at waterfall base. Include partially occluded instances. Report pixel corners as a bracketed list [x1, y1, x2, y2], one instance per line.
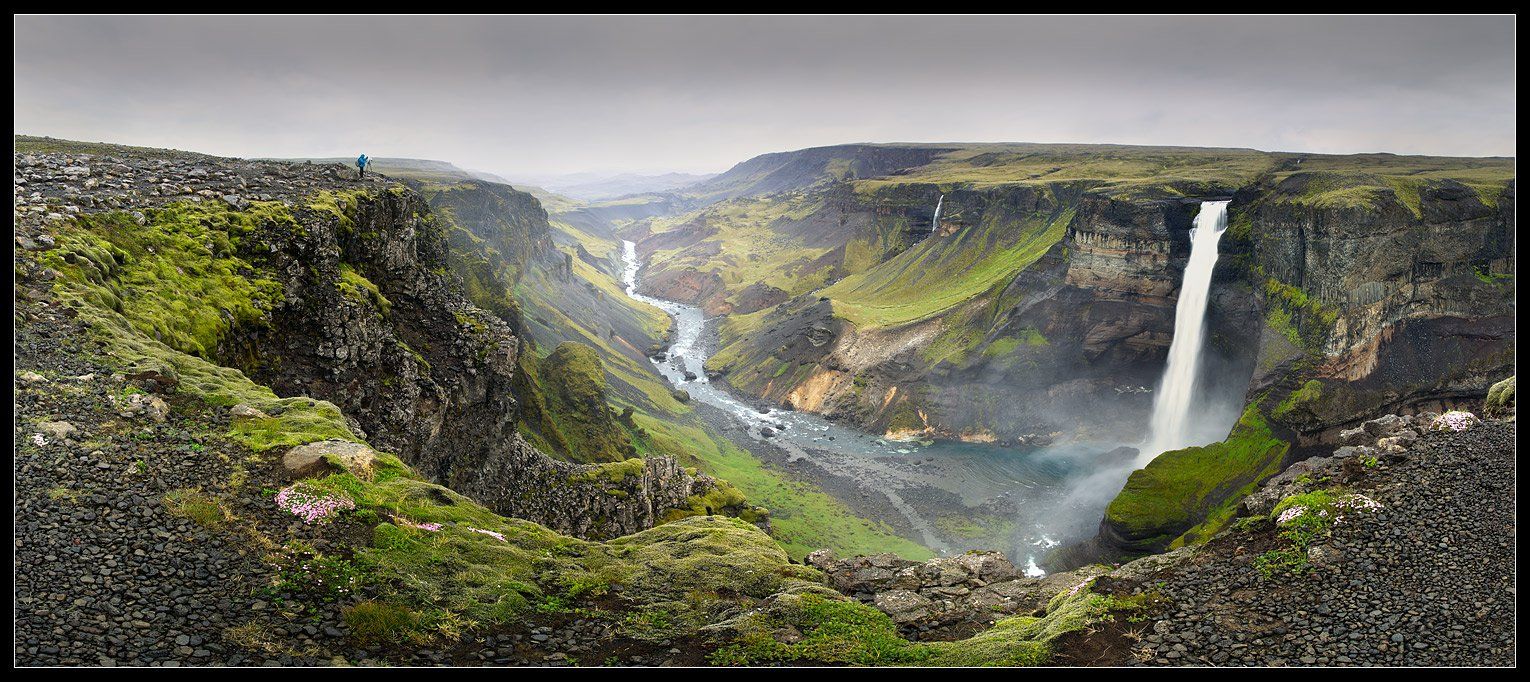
[1041, 200, 1245, 564]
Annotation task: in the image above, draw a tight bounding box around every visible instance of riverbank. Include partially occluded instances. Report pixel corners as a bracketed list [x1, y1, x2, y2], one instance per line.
[686, 397, 926, 547]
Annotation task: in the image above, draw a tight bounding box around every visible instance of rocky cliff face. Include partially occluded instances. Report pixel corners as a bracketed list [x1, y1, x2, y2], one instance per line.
[1234, 175, 1516, 437]
[702, 160, 1512, 454]
[15, 148, 728, 540]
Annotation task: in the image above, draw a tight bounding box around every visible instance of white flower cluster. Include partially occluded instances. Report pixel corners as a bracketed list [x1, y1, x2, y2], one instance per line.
[1430, 410, 1482, 432]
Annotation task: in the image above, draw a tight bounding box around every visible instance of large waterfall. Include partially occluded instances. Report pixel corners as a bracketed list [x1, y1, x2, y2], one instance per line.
[1139, 200, 1231, 465]
[931, 194, 944, 232]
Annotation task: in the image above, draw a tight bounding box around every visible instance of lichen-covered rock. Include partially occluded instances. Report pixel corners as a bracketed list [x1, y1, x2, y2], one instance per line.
[875, 590, 935, 624]
[1337, 425, 1372, 445]
[116, 393, 169, 422]
[229, 403, 270, 420]
[1429, 410, 1483, 433]
[1362, 414, 1411, 437]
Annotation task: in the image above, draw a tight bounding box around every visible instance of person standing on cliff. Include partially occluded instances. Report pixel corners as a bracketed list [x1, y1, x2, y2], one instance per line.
[356, 153, 370, 179]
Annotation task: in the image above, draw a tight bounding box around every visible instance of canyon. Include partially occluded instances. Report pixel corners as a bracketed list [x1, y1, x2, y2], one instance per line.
[13, 136, 1516, 667]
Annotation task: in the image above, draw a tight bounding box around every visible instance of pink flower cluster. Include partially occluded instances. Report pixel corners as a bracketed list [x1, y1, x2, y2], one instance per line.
[394, 517, 443, 532]
[467, 526, 507, 542]
[1430, 410, 1482, 433]
[275, 483, 355, 524]
[1066, 576, 1094, 597]
[1276, 505, 1308, 525]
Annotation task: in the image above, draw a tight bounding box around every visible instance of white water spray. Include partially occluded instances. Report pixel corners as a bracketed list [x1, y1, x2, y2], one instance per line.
[1139, 200, 1231, 465]
[931, 195, 944, 232]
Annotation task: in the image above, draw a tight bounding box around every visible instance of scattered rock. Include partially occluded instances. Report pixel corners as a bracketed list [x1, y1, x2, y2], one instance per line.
[36, 420, 78, 440]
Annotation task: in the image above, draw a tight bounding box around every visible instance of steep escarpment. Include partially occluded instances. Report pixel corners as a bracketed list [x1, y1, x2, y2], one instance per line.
[1235, 169, 1515, 434]
[14, 146, 732, 540]
[381, 158, 928, 560]
[391, 169, 653, 465]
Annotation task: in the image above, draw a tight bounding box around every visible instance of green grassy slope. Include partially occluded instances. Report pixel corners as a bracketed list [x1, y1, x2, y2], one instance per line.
[824, 205, 1073, 329]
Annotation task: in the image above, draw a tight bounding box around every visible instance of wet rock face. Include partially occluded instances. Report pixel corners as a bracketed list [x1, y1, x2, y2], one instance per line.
[16, 148, 718, 540]
[938, 195, 1254, 436]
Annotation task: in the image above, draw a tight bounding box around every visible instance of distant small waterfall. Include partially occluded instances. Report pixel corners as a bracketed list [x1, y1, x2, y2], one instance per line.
[931, 194, 944, 232]
[1139, 200, 1231, 465]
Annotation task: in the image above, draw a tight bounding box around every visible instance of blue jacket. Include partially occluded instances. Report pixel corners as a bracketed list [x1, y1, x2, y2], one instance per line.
[357, 155, 369, 168]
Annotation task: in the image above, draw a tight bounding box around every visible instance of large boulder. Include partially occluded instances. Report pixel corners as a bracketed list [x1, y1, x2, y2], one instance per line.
[283, 440, 378, 479]
[1361, 414, 1411, 438]
[1336, 426, 1371, 446]
[35, 420, 78, 441]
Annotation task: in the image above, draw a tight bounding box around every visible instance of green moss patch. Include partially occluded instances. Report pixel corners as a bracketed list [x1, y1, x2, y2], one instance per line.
[515, 342, 635, 463]
[41, 203, 364, 453]
[710, 583, 1122, 666]
[1106, 403, 1290, 553]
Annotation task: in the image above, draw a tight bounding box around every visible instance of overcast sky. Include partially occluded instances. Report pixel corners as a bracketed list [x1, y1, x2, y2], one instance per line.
[13, 15, 1517, 177]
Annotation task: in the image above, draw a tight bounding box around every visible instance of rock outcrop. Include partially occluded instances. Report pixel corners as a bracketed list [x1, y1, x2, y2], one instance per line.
[805, 549, 1105, 639]
[1483, 375, 1515, 418]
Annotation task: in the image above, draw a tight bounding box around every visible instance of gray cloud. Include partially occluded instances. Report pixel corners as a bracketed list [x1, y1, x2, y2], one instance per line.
[13, 15, 1516, 176]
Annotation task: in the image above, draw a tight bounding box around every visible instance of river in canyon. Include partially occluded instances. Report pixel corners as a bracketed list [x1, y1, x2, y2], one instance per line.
[621, 241, 1141, 572]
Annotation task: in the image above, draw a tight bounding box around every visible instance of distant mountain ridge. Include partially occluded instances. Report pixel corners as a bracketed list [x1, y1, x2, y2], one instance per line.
[504, 171, 718, 201]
